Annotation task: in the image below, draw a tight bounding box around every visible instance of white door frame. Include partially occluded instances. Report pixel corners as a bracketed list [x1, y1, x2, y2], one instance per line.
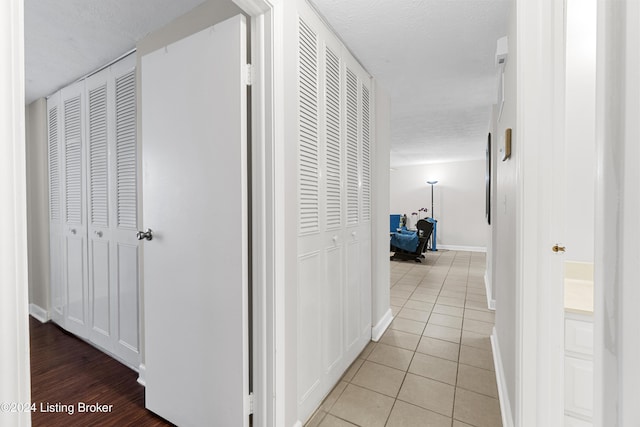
[232, 1, 283, 426]
[0, 0, 31, 426]
[515, 0, 566, 425]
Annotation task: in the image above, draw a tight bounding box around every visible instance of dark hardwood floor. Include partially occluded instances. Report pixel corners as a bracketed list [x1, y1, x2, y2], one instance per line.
[29, 316, 174, 426]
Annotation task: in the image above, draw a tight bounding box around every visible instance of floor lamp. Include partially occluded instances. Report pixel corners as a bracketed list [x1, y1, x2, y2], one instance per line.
[427, 181, 438, 251]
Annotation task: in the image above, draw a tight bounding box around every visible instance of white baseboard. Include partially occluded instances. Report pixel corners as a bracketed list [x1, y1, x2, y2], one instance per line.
[137, 363, 146, 387]
[491, 328, 514, 427]
[437, 245, 487, 253]
[484, 272, 496, 311]
[29, 303, 50, 323]
[371, 308, 393, 342]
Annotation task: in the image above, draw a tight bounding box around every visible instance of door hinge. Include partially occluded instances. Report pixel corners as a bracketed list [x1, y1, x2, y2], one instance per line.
[248, 392, 254, 415]
[244, 64, 253, 86]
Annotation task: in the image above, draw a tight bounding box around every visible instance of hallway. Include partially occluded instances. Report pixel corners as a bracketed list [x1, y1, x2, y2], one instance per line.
[305, 251, 501, 427]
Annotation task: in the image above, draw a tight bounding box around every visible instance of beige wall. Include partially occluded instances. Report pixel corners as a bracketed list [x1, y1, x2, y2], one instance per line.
[25, 98, 51, 314]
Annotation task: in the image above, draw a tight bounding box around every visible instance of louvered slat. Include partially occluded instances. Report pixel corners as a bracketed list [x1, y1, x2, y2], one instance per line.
[361, 84, 371, 221]
[89, 84, 109, 227]
[346, 69, 359, 226]
[65, 96, 83, 225]
[49, 106, 60, 221]
[115, 70, 137, 230]
[298, 18, 319, 234]
[325, 48, 342, 229]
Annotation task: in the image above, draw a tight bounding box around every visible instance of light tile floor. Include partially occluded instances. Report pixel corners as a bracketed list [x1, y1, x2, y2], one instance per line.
[305, 250, 502, 427]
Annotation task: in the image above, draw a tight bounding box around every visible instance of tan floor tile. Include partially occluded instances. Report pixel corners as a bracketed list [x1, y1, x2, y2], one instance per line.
[408, 293, 438, 303]
[465, 299, 490, 311]
[342, 358, 364, 382]
[391, 296, 408, 307]
[416, 336, 460, 362]
[330, 384, 395, 427]
[319, 381, 348, 413]
[423, 323, 461, 344]
[461, 330, 492, 351]
[386, 400, 451, 427]
[367, 343, 414, 371]
[452, 421, 474, 427]
[437, 296, 465, 308]
[393, 284, 418, 293]
[463, 318, 494, 336]
[429, 313, 463, 329]
[433, 304, 464, 317]
[466, 286, 486, 296]
[391, 289, 413, 299]
[318, 414, 357, 426]
[440, 290, 466, 299]
[305, 409, 328, 427]
[457, 364, 498, 398]
[459, 345, 494, 371]
[391, 305, 402, 316]
[413, 287, 440, 296]
[351, 361, 406, 397]
[390, 317, 426, 335]
[397, 307, 430, 322]
[453, 388, 502, 427]
[379, 329, 421, 351]
[397, 373, 455, 417]
[465, 292, 488, 303]
[408, 352, 458, 385]
[403, 299, 433, 312]
[359, 341, 376, 359]
[464, 308, 495, 323]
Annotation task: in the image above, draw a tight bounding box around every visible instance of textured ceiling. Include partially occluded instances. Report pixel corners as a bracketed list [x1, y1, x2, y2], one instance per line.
[310, 0, 510, 167]
[25, 0, 206, 104]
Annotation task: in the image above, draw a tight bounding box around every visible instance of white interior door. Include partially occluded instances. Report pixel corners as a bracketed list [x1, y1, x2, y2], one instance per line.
[141, 15, 249, 427]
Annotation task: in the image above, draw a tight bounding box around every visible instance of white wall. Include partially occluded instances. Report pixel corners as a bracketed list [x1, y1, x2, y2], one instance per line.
[493, 0, 517, 419]
[25, 98, 50, 316]
[371, 81, 392, 337]
[565, 0, 596, 264]
[390, 159, 488, 249]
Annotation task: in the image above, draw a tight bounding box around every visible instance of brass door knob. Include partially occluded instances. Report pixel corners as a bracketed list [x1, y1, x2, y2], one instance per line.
[552, 244, 565, 253]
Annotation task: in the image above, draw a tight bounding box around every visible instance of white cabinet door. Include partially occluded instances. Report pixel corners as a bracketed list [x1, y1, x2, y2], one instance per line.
[61, 81, 89, 338]
[141, 15, 249, 427]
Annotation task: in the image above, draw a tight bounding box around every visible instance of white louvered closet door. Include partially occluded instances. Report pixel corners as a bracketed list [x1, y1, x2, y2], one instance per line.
[47, 93, 65, 325]
[296, 3, 374, 421]
[85, 54, 140, 368]
[61, 81, 89, 338]
[109, 56, 140, 367]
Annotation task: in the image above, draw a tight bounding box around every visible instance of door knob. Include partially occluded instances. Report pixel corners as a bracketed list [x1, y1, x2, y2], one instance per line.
[552, 244, 565, 253]
[137, 229, 153, 241]
[95, 231, 103, 237]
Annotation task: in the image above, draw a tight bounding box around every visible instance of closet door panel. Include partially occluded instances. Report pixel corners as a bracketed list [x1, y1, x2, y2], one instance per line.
[345, 240, 360, 353]
[90, 239, 111, 340]
[61, 82, 88, 338]
[47, 94, 65, 324]
[116, 243, 139, 352]
[324, 246, 343, 372]
[86, 70, 113, 347]
[110, 55, 140, 367]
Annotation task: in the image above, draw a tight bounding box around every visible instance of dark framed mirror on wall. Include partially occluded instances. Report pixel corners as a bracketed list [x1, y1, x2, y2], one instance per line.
[486, 132, 491, 225]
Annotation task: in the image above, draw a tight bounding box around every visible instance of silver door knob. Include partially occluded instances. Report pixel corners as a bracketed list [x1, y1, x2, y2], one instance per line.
[137, 229, 153, 241]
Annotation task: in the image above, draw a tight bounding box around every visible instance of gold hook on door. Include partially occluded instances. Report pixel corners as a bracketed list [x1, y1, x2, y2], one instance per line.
[552, 244, 566, 253]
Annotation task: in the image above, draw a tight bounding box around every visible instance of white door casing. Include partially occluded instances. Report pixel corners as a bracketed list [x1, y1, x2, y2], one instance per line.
[141, 15, 249, 427]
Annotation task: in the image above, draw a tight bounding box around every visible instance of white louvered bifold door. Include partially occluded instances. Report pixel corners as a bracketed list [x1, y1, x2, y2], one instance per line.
[109, 55, 140, 367]
[295, 2, 374, 421]
[47, 93, 65, 325]
[86, 68, 112, 351]
[60, 81, 89, 338]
